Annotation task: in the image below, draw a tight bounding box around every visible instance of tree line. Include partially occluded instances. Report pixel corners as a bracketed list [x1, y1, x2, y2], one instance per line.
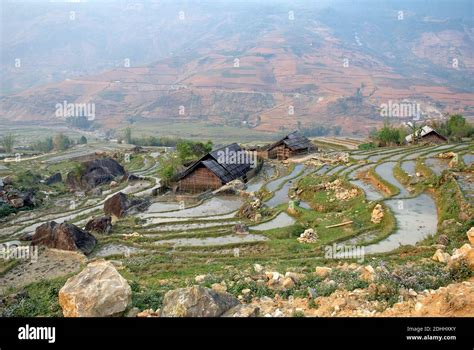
[0, 133, 88, 154]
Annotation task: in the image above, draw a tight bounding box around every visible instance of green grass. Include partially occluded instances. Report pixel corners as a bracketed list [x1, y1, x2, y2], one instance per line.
[0, 277, 68, 317]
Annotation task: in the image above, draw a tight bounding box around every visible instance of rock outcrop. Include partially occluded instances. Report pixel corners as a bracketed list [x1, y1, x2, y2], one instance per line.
[3, 189, 36, 209]
[59, 260, 131, 317]
[103, 192, 149, 218]
[45, 172, 62, 185]
[104, 192, 129, 218]
[233, 223, 249, 235]
[160, 286, 240, 317]
[31, 221, 97, 255]
[85, 216, 113, 234]
[66, 157, 126, 191]
[297, 228, 318, 243]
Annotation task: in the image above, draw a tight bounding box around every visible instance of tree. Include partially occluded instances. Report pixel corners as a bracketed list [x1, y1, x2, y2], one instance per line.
[1, 133, 15, 153]
[124, 127, 133, 144]
[371, 120, 405, 147]
[157, 154, 182, 184]
[53, 133, 71, 151]
[432, 114, 473, 141]
[78, 135, 88, 144]
[33, 137, 54, 153]
[176, 140, 213, 161]
[407, 121, 421, 144]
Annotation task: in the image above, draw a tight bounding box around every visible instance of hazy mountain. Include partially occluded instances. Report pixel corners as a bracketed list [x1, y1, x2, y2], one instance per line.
[1, 0, 473, 135]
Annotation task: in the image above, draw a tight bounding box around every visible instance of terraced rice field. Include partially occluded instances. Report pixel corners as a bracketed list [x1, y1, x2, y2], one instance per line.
[0, 140, 473, 295]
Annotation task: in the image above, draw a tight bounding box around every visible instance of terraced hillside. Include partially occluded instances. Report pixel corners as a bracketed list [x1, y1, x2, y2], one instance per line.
[0, 140, 473, 317]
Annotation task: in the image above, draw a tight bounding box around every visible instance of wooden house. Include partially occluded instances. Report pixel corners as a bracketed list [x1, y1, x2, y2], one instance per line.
[405, 126, 447, 144]
[266, 131, 315, 160]
[176, 143, 254, 193]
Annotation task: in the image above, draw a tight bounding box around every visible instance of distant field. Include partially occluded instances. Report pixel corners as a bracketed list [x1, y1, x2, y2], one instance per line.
[1, 120, 370, 150]
[0, 122, 96, 147]
[125, 120, 286, 144]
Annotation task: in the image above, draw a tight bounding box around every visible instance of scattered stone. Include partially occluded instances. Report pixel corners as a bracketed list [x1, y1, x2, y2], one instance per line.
[281, 277, 295, 289]
[432, 249, 451, 264]
[103, 192, 149, 218]
[285, 271, 305, 283]
[126, 307, 140, 318]
[195, 274, 208, 283]
[85, 216, 112, 234]
[58, 260, 131, 317]
[160, 286, 240, 317]
[360, 265, 375, 282]
[253, 264, 264, 273]
[9, 198, 24, 208]
[438, 152, 456, 159]
[371, 204, 384, 224]
[233, 223, 249, 235]
[315, 266, 332, 278]
[31, 221, 97, 255]
[436, 234, 450, 246]
[45, 172, 62, 186]
[212, 283, 228, 294]
[450, 244, 474, 270]
[414, 302, 423, 312]
[137, 309, 159, 318]
[467, 227, 474, 246]
[222, 304, 260, 317]
[297, 228, 318, 243]
[272, 309, 285, 317]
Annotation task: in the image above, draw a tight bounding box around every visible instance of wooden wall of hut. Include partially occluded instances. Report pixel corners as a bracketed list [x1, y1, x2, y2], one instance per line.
[178, 167, 223, 193]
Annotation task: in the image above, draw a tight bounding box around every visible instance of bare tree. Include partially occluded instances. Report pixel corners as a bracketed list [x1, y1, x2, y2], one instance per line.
[408, 121, 422, 144]
[1, 133, 15, 153]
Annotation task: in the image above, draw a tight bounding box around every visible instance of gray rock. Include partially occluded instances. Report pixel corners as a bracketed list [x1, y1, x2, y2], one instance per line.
[66, 157, 125, 190]
[160, 286, 240, 317]
[59, 260, 131, 317]
[221, 304, 260, 317]
[46, 172, 62, 186]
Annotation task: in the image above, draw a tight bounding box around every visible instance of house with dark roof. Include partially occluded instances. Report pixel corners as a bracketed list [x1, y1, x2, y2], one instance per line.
[266, 131, 315, 160]
[176, 143, 256, 192]
[405, 126, 447, 144]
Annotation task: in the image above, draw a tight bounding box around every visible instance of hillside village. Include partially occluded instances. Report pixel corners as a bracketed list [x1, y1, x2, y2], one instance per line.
[0, 118, 473, 318]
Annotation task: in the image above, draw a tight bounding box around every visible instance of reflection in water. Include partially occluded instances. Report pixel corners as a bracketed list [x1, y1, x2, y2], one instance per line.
[365, 194, 437, 253]
[251, 212, 295, 231]
[266, 164, 304, 192]
[375, 162, 409, 197]
[425, 158, 449, 176]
